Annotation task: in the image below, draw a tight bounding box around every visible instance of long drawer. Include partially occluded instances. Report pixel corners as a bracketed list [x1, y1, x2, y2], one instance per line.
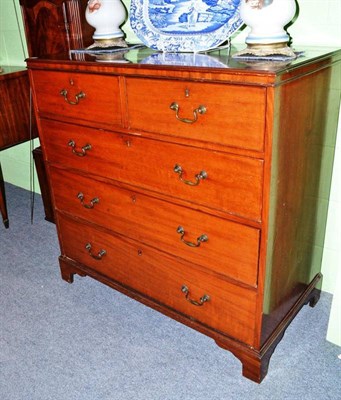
[126, 78, 266, 152]
[30, 70, 122, 128]
[50, 167, 260, 287]
[57, 215, 257, 346]
[40, 119, 263, 221]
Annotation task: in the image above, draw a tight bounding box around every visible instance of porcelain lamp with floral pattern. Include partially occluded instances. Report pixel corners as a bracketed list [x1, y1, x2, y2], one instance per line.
[85, 0, 127, 48]
[237, 0, 297, 57]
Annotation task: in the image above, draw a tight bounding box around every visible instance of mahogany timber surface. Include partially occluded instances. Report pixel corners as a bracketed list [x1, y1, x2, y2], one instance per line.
[0, 66, 37, 228]
[19, 0, 95, 225]
[37, 118, 263, 222]
[27, 47, 341, 383]
[0, 66, 36, 150]
[49, 165, 260, 287]
[19, 0, 94, 56]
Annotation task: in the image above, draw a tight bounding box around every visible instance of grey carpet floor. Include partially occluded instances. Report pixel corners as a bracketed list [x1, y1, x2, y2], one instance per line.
[1, 183, 340, 400]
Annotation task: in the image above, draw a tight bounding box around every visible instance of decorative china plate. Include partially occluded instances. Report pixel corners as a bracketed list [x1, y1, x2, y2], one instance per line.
[130, 0, 243, 53]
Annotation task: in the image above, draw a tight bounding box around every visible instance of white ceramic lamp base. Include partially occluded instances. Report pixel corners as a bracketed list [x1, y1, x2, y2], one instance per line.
[85, 0, 127, 48]
[235, 0, 297, 58]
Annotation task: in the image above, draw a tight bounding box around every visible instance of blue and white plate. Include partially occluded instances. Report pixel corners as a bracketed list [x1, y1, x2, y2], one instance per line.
[130, 0, 243, 53]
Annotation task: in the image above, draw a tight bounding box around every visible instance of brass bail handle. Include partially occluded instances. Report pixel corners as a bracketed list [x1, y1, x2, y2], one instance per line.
[170, 102, 206, 124]
[181, 285, 210, 306]
[85, 243, 106, 260]
[68, 139, 91, 157]
[77, 192, 99, 209]
[60, 88, 86, 105]
[177, 226, 208, 247]
[173, 164, 207, 186]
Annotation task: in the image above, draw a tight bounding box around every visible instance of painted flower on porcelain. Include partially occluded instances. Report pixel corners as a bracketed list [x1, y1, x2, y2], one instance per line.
[245, 0, 273, 9]
[88, 0, 102, 13]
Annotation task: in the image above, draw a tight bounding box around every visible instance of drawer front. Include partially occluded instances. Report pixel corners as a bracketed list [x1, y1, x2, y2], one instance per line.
[31, 70, 122, 127]
[40, 119, 263, 221]
[50, 167, 260, 287]
[58, 215, 257, 346]
[126, 78, 266, 152]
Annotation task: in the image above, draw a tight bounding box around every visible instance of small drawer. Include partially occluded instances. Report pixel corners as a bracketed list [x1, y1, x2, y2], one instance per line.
[57, 215, 257, 346]
[126, 78, 266, 152]
[50, 167, 260, 287]
[40, 119, 263, 222]
[31, 70, 122, 128]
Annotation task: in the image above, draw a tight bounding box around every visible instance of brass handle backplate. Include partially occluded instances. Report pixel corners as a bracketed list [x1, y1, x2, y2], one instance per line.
[77, 192, 99, 209]
[181, 285, 210, 306]
[177, 226, 208, 247]
[60, 88, 86, 105]
[68, 139, 91, 157]
[170, 102, 206, 124]
[85, 243, 106, 260]
[174, 164, 207, 186]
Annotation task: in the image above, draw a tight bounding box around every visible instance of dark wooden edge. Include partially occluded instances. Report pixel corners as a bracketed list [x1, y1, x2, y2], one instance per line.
[58, 255, 322, 383]
[32, 146, 55, 223]
[0, 163, 9, 228]
[218, 274, 321, 382]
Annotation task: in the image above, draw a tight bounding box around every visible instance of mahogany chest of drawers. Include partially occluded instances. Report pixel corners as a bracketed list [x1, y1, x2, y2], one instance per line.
[27, 47, 341, 382]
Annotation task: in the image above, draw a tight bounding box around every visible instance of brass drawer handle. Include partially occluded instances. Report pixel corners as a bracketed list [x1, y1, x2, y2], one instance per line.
[170, 102, 206, 124]
[60, 88, 86, 105]
[85, 243, 106, 260]
[181, 285, 210, 306]
[68, 139, 91, 157]
[173, 164, 207, 186]
[177, 226, 208, 247]
[77, 192, 99, 209]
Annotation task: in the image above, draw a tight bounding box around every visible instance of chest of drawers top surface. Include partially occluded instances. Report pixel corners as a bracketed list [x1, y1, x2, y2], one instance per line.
[26, 46, 340, 81]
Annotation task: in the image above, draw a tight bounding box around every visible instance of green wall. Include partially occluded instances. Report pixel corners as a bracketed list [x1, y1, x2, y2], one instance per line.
[1, 0, 340, 346]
